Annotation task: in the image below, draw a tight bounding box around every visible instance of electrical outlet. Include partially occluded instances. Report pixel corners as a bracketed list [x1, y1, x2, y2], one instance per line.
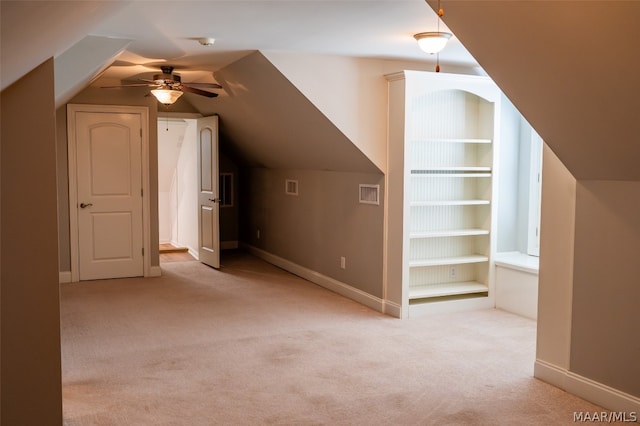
[340, 256, 346, 269]
[449, 266, 456, 279]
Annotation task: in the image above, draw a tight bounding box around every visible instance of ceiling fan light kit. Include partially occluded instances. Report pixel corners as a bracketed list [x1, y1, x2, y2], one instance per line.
[197, 37, 216, 46]
[150, 88, 183, 105]
[101, 65, 221, 105]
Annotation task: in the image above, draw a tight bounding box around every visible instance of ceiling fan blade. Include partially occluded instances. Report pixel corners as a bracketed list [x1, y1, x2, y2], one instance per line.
[101, 83, 157, 88]
[183, 82, 223, 89]
[181, 86, 218, 98]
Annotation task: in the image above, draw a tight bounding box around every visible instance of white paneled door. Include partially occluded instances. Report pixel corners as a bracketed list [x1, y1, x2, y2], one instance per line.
[196, 116, 220, 269]
[75, 111, 144, 280]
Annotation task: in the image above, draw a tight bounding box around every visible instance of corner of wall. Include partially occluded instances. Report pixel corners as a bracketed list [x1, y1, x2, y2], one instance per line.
[535, 144, 576, 370]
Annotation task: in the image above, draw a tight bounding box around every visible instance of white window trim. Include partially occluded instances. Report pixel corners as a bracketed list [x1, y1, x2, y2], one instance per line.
[527, 132, 543, 257]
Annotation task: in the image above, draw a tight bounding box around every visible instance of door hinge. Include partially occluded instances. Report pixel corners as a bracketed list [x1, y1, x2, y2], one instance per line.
[141, 188, 143, 197]
[142, 247, 144, 256]
[140, 128, 143, 138]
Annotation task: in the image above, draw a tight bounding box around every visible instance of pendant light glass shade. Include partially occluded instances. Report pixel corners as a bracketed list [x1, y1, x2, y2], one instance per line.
[150, 88, 183, 105]
[414, 32, 452, 54]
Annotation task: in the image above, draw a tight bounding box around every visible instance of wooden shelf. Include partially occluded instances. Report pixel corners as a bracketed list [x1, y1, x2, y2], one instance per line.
[409, 281, 489, 299]
[409, 255, 489, 267]
[411, 172, 492, 178]
[411, 166, 491, 172]
[410, 200, 490, 206]
[411, 138, 492, 144]
[410, 229, 489, 238]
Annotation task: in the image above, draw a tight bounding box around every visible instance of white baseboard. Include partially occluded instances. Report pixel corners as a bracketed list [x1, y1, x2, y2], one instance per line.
[62, 266, 163, 281]
[383, 300, 402, 318]
[188, 247, 199, 260]
[535, 359, 640, 416]
[148, 266, 162, 277]
[243, 244, 388, 315]
[221, 240, 239, 250]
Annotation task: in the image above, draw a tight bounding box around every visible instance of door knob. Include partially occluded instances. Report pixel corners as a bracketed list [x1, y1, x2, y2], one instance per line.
[208, 198, 220, 203]
[80, 203, 93, 208]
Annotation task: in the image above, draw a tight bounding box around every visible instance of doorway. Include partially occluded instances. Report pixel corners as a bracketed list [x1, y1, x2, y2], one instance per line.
[158, 115, 232, 267]
[157, 117, 196, 259]
[67, 104, 152, 281]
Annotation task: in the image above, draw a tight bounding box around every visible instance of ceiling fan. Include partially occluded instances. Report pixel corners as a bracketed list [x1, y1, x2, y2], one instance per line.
[101, 66, 221, 104]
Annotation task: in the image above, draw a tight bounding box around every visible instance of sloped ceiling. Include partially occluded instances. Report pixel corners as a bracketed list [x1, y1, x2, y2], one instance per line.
[186, 51, 381, 173]
[5, 1, 640, 180]
[432, 1, 640, 181]
[54, 35, 131, 107]
[0, 0, 128, 91]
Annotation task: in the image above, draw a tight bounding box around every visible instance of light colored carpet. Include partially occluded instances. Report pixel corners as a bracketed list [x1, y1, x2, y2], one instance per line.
[61, 251, 607, 425]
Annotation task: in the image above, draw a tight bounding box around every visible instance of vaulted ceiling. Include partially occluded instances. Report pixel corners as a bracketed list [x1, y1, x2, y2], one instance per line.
[1, 1, 476, 174]
[2, 1, 640, 180]
[1, 0, 476, 92]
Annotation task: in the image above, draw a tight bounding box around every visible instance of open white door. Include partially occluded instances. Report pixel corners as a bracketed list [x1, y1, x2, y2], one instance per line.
[196, 115, 220, 268]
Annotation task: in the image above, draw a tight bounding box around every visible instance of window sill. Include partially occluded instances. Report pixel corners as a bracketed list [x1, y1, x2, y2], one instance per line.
[495, 251, 539, 275]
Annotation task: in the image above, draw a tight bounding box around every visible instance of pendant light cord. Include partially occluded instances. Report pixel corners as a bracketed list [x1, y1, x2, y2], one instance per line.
[436, 0, 443, 72]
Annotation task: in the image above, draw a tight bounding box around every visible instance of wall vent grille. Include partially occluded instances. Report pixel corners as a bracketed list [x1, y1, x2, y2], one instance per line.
[285, 179, 299, 196]
[359, 184, 380, 205]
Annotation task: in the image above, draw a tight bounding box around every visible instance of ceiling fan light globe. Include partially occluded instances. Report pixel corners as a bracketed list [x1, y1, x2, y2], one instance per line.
[198, 37, 216, 46]
[414, 32, 452, 54]
[150, 89, 183, 105]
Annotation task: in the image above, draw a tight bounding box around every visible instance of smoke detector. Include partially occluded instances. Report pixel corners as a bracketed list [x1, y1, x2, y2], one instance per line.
[197, 37, 215, 46]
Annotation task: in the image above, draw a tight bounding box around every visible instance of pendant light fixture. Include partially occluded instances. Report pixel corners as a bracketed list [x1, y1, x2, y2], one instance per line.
[413, 32, 452, 55]
[414, 0, 450, 72]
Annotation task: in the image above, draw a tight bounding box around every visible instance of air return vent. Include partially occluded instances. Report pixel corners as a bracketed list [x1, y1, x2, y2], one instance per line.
[359, 184, 380, 205]
[285, 179, 299, 196]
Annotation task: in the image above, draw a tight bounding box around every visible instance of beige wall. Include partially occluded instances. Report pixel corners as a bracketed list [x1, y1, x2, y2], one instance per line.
[57, 86, 160, 272]
[571, 180, 640, 396]
[536, 145, 576, 370]
[263, 51, 480, 174]
[242, 168, 385, 298]
[536, 141, 640, 402]
[1, 59, 62, 424]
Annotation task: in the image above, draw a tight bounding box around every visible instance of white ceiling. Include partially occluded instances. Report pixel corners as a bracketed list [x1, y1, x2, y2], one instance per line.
[5, 0, 640, 180]
[89, 0, 480, 84]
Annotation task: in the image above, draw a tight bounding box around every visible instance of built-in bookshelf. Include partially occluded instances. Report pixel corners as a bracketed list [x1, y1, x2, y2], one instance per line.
[386, 71, 500, 317]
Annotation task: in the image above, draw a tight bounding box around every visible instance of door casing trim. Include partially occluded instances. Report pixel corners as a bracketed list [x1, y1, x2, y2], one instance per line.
[67, 104, 151, 282]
